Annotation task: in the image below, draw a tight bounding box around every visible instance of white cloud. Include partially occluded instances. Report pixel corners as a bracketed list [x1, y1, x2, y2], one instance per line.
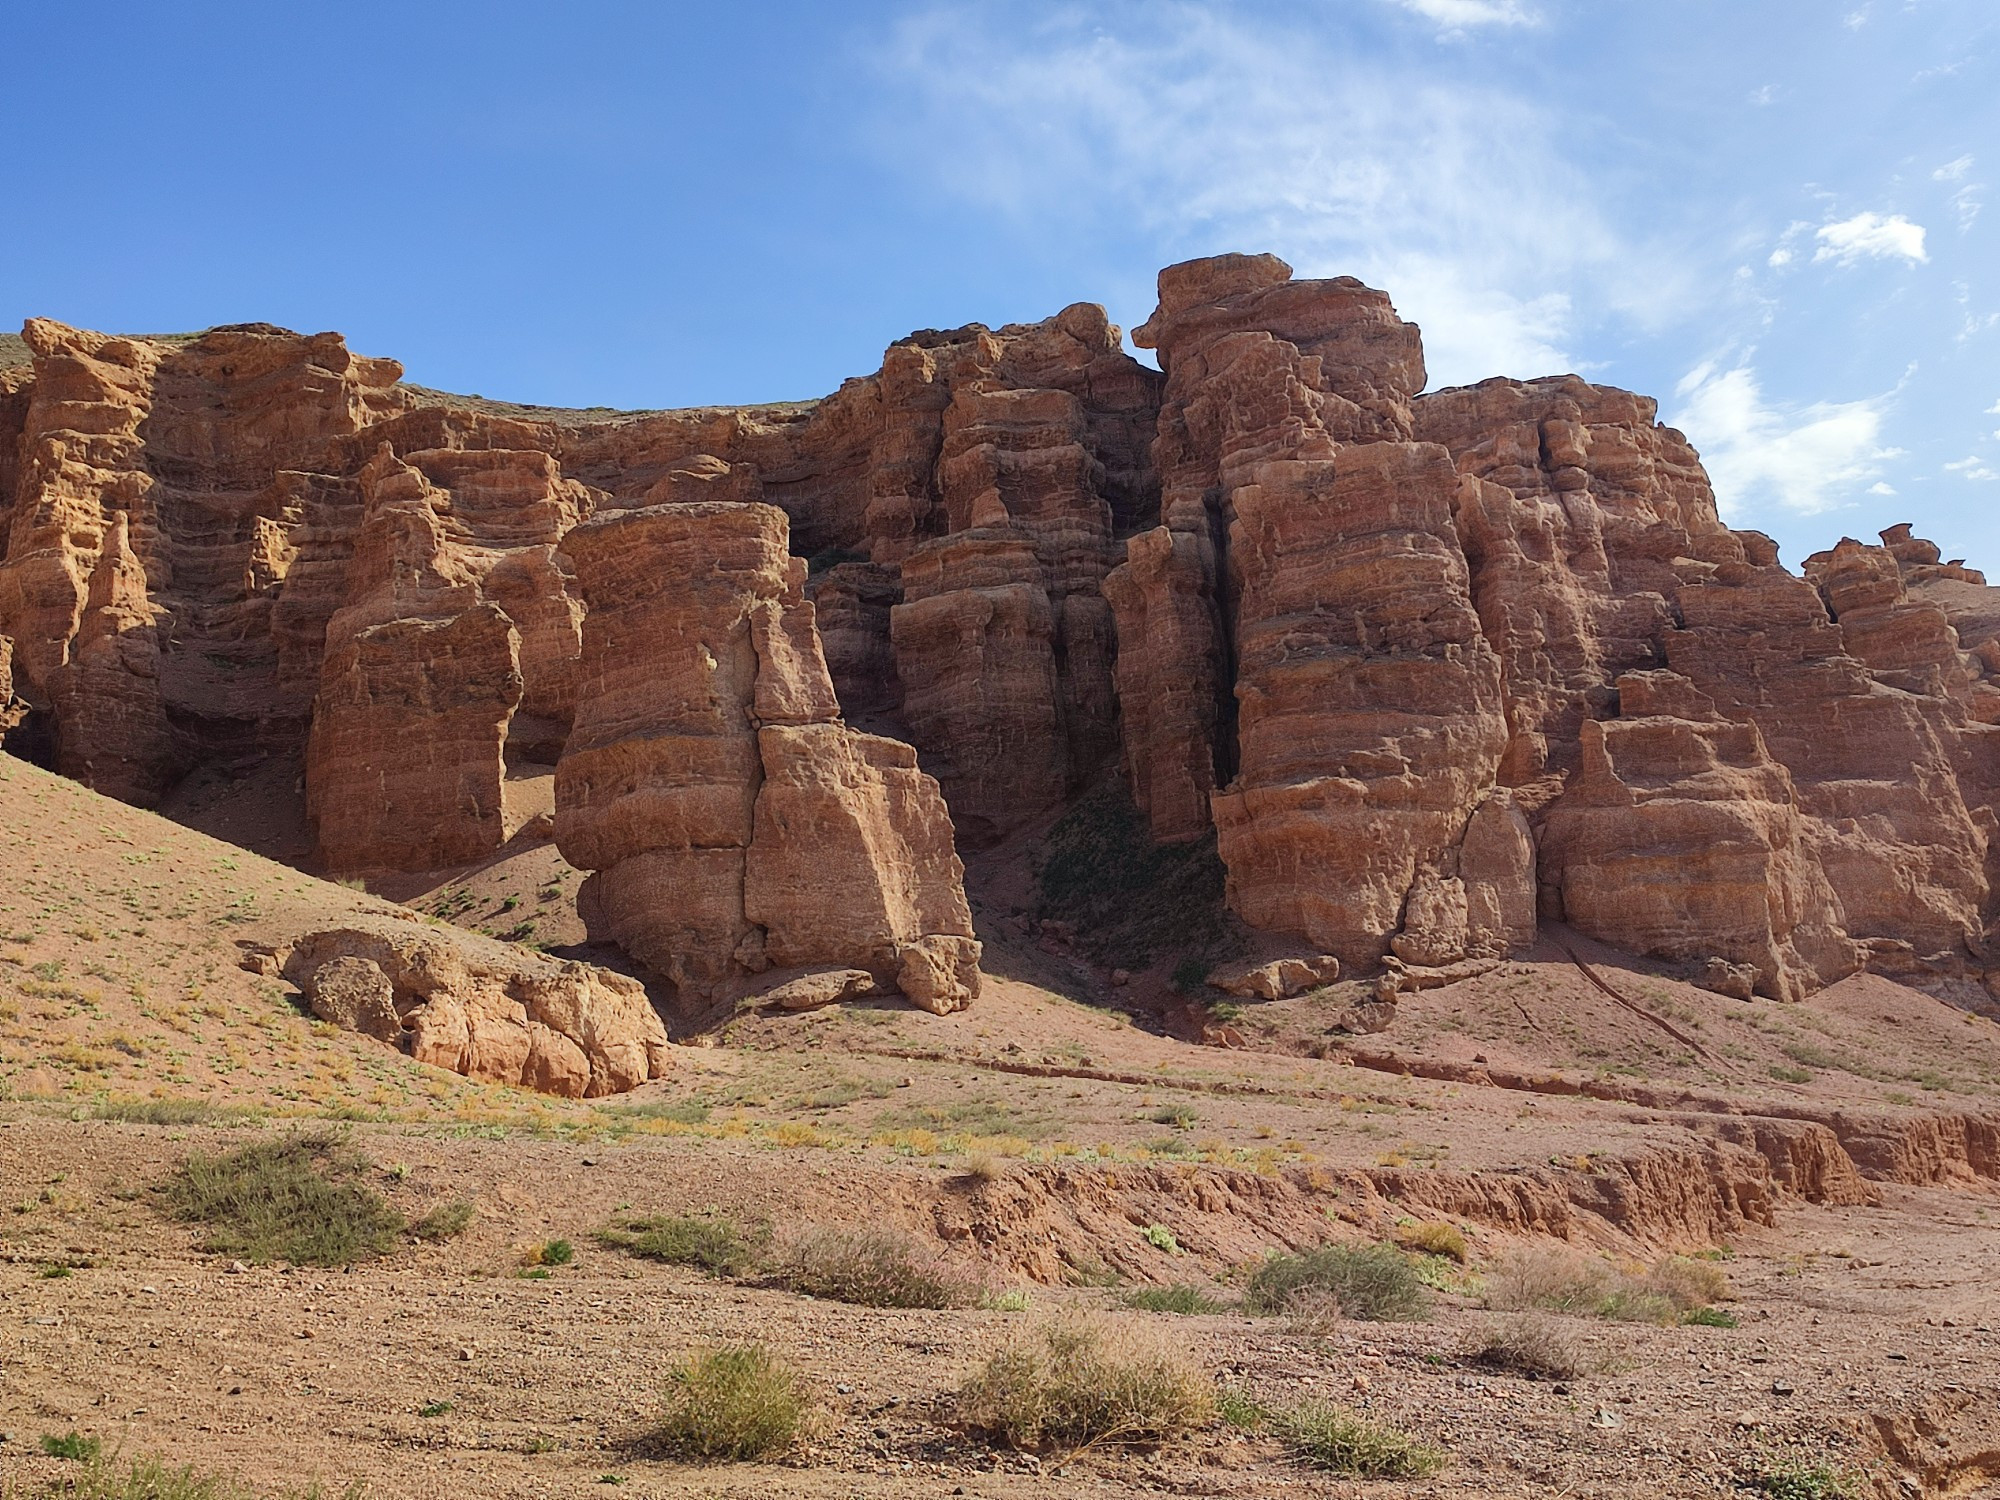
[1388, 0, 1536, 30]
[1813, 212, 1929, 266]
[1934, 155, 1976, 182]
[1946, 457, 1999, 482]
[1748, 84, 1776, 106]
[877, 5, 1678, 387]
[1869, 481, 1897, 496]
[1670, 361, 1897, 517]
[1843, 7, 1869, 29]
[1989, 400, 2000, 415]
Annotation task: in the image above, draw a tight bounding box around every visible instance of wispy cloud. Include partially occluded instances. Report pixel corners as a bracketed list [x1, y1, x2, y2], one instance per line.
[1813, 211, 1930, 266]
[1934, 155, 1976, 182]
[1387, 0, 1537, 33]
[1671, 361, 1899, 516]
[1946, 457, 1999, 482]
[878, 5, 1674, 386]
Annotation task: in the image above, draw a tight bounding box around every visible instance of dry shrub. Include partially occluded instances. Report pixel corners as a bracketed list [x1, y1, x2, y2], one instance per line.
[656, 1343, 806, 1462]
[1487, 1245, 1725, 1324]
[1485, 1245, 1619, 1314]
[1245, 1242, 1429, 1322]
[1471, 1312, 1593, 1380]
[771, 1225, 981, 1309]
[1281, 1285, 1345, 1339]
[1393, 1221, 1469, 1263]
[1644, 1255, 1732, 1311]
[957, 1316, 1215, 1452]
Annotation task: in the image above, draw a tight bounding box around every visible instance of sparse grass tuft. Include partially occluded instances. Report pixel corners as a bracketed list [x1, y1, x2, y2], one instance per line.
[655, 1344, 806, 1462]
[1216, 1385, 1268, 1429]
[1245, 1242, 1429, 1322]
[1273, 1401, 1443, 1478]
[1121, 1284, 1226, 1315]
[770, 1225, 979, 1308]
[1685, 1306, 1740, 1328]
[1471, 1312, 1592, 1380]
[957, 1316, 1214, 1452]
[1393, 1221, 1469, 1263]
[409, 1199, 475, 1242]
[1745, 1453, 1859, 1499]
[165, 1132, 403, 1266]
[522, 1239, 573, 1268]
[598, 1215, 753, 1277]
[42, 1432, 103, 1461]
[92, 1098, 227, 1126]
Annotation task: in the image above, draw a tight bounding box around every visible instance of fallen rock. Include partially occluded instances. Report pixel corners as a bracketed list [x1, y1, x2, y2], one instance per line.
[1207, 954, 1340, 1000]
[280, 917, 670, 1098]
[759, 968, 881, 1011]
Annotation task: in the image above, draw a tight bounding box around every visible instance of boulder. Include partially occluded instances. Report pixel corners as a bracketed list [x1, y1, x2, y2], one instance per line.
[759, 968, 881, 1011]
[1207, 954, 1340, 1001]
[280, 918, 671, 1098]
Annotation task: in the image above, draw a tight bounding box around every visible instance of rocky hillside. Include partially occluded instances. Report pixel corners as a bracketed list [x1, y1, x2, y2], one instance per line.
[6, 255, 2000, 1017]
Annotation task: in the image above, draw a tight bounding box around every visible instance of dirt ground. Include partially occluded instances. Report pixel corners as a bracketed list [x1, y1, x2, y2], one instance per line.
[4, 753, 2000, 1497]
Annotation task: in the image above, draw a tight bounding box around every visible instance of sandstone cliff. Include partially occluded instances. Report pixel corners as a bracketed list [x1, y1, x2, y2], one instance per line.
[10, 261, 2000, 1011]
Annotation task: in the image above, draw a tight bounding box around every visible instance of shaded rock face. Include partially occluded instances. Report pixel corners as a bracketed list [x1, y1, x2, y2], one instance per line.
[280, 917, 670, 1098]
[16, 271, 2000, 1007]
[554, 495, 980, 1012]
[557, 305, 1160, 844]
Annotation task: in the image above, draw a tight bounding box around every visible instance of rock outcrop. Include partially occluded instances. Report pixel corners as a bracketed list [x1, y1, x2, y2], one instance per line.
[280, 917, 671, 1098]
[15, 265, 2000, 1008]
[554, 493, 980, 1011]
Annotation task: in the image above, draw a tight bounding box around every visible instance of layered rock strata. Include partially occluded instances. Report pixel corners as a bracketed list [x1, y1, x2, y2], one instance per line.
[554, 494, 980, 1011]
[15, 270, 2000, 1005]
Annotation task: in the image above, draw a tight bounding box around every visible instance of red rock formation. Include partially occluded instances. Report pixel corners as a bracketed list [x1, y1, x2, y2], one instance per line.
[555, 494, 979, 1011]
[281, 916, 670, 1098]
[1540, 671, 1854, 1000]
[49, 513, 176, 803]
[17, 282, 2000, 1008]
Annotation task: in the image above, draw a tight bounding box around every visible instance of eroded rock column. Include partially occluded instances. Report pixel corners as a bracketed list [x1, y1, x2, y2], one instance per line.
[556, 490, 980, 1011]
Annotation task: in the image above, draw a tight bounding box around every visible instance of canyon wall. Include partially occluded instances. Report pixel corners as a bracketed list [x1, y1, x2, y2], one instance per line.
[8, 257, 2000, 1008]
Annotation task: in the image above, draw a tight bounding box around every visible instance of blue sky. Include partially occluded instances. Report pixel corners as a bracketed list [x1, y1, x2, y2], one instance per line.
[4, 1, 1995, 569]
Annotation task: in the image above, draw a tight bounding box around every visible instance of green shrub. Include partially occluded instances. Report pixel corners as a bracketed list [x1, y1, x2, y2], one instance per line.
[409, 1199, 475, 1242]
[656, 1344, 806, 1462]
[1274, 1401, 1442, 1477]
[42, 1432, 103, 1461]
[521, 1239, 573, 1268]
[1032, 785, 1236, 971]
[1121, 1284, 1225, 1315]
[1245, 1243, 1430, 1322]
[957, 1317, 1214, 1451]
[598, 1215, 751, 1277]
[165, 1133, 403, 1266]
[770, 1226, 978, 1308]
